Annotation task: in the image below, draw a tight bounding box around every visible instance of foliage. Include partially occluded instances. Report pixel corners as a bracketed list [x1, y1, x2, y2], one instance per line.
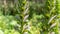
[0, 0, 60, 34]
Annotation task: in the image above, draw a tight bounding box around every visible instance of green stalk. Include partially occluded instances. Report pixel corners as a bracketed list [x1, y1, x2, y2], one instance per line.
[42, 0, 55, 34]
[18, 0, 29, 34]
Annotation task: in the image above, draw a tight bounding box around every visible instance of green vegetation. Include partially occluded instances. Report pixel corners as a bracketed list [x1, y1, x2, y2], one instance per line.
[0, 0, 60, 34]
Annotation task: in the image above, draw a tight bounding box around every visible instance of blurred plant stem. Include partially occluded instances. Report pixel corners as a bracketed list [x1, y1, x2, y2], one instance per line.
[4, 0, 7, 15]
[18, 0, 29, 34]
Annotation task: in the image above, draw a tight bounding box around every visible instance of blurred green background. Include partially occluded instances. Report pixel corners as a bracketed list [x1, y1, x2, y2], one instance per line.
[0, 0, 60, 34]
